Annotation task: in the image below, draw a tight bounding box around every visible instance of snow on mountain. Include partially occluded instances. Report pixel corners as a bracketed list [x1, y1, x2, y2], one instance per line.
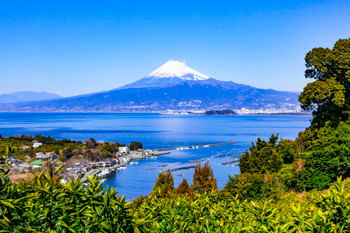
[146, 60, 210, 80]
[0, 61, 301, 113]
[119, 60, 210, 89]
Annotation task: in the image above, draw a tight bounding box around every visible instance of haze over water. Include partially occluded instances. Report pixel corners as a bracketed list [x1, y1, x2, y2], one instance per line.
[0, 113, 311, 199]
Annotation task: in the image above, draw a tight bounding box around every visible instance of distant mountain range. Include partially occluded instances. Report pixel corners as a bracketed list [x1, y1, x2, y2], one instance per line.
[0, 60, 301, 113]
[0, 91, 61, 104]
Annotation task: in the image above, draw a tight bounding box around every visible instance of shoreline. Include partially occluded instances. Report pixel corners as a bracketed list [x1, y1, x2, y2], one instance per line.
[0, 111, 312, 115]
[70, 150, 170, 183]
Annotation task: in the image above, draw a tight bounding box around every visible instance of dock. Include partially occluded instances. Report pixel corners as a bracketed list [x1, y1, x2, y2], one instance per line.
[155, 142, 234, 151]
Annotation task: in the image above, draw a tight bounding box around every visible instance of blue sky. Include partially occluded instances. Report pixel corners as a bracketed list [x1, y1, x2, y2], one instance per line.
[0, 0, 349, 97]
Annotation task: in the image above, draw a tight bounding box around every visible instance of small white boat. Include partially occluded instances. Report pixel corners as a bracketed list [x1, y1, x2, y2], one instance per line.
[98, 169, 110, 176]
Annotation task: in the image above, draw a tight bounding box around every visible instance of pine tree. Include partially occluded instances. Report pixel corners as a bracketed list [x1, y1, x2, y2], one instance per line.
[151, 169, 174, 198]
[191, 162, 217, 194]
[176, 178, 191, 195]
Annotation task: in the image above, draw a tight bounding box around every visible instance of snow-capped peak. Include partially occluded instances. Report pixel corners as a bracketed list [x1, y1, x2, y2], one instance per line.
[146, 60, 210, 81]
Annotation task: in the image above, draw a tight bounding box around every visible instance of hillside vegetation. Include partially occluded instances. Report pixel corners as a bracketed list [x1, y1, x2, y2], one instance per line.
[1, 38, 350, 232]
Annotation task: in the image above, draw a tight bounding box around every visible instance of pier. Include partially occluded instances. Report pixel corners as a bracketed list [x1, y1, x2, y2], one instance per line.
[155, 142, 234, 151]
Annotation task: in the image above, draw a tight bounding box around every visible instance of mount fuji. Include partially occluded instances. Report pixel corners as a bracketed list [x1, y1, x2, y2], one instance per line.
[119, 60, 210, 89]
[0, 60, 301, 113]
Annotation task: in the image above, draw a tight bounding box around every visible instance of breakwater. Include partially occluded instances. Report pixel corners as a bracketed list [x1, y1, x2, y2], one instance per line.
[155, 142, 234, 151]
[219, 160, 239, 166]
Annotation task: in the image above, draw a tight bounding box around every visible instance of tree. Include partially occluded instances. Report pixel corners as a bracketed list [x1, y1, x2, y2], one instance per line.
[128, 141, 143, 151]
[277, 139, 299, 164]
[224, 173, 282, 201]
[191, 162, 217, 194]
[239, 135, 283, 174]
[297, 122, 350, 190]
[299, 38, 350, 128]
[85, 138, 97, 149]
[176, 178, 191, 195]
[151, 170, 174, 198]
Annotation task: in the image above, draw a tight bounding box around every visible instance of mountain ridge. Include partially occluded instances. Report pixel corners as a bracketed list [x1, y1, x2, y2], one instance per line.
[0, 91, 62, 104]
[0, 61, 301, 113]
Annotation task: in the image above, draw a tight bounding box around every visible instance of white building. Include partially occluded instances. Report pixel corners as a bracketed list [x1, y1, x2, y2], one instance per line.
[33, 142, 43, 148]
[118, 147, 129, 154]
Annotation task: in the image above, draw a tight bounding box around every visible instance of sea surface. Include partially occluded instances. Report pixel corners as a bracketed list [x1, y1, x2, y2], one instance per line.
[0, 113, 311, 199]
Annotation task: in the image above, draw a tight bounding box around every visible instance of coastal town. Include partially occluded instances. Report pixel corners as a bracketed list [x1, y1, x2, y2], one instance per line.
[0, 135, 168, 183]
[1, 134, 238, 184]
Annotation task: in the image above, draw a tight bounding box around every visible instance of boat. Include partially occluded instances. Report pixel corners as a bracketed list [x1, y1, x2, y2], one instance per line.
[98, 169, 110, 176]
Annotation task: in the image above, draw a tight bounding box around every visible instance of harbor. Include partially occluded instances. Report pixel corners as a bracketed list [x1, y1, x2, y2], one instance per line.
[64, 141, 237, 184]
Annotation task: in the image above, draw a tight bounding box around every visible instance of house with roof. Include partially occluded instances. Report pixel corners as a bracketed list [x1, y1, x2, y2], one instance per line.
[35, 152, 49, 160]
[31, 160, 44, 168]
[33, 142, 43, 148]
[118, 146, 129, 154]
[48, 153, 58, 160]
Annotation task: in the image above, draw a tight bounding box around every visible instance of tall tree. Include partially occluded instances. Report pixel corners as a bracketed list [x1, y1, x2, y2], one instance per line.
[176, 178, 191, 195]
[299, 38, 350, 128]
[191, 162, 217, 194]
[151, 170, 174, 198]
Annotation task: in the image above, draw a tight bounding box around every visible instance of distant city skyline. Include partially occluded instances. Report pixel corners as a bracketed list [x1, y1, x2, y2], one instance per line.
[1, 0, 350, 97]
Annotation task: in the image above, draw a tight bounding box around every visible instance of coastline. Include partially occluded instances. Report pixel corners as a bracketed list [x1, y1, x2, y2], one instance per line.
[68, 150, 170, 183]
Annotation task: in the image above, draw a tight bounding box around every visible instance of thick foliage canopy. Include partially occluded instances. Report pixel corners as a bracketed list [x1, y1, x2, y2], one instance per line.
[299, 38, 350, 127]
[239, 134, 283, 174]
[192, 162, 218, 194]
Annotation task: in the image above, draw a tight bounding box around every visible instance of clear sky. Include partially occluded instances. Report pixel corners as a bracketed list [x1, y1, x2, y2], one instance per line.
[0, 0, 349, 97]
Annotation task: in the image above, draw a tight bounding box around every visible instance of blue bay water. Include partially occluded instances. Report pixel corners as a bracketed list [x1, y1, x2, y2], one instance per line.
[0, 113, 311, 199]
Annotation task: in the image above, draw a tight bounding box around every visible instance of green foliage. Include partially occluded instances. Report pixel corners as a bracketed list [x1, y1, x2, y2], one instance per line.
[191, 162, 217, 194]
[0, 167, 138, 232]
[296, 122, 350, 190]
[4, 144, 15, 157]
[151, 170, 175, 198]
[240, 134, 283, 174]
[277, 139, 299, 164]
[132, 178, 350, 232]
[128, 141, 143, 150]
[299, 38, 350, 128]
[224, 173, 282, 201]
